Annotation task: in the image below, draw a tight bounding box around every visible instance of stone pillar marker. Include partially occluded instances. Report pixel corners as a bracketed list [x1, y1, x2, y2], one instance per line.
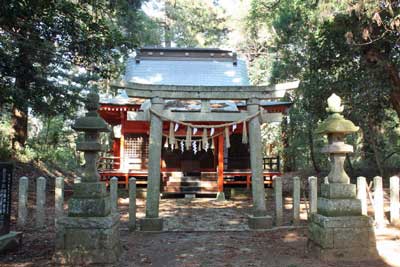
[129, 178, 137, 231]
[17, 176, 28, 228]
[141, 97, 165, 231]
[55, 177, 64, 219]
[357, 176, 368, 215]
[274, 176, 283, 226]
[308, 94, 378, 260]
[373, 176, 385, 228]
[390, 176, 399, 226]
[55, 91, 120, 265]
[110, 177, 118, 214]
[292, 176, 300, 225]
[308, 176, 318, 214]
[247, 98, 272, 229]
[36, 177, 46, 228]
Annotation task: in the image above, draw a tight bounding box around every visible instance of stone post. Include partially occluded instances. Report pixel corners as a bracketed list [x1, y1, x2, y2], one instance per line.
[17, 176, 28, 228]
[247, 98, 271, 229]
[293, 176, 300, 225]
[274, 176, 283, 226]
[308, 94, 377, 260]
[390, 176, 399, 226]
[141, 97, 164, 231]
[55, 177, 64, 219]
[36, 177, 46, 228]
[110, 177, 118, 214]
[129, 178, 137, 231]
[55, 91, 120, 265]
[308, 176, 317, 214]
[373, 176, 385, 228]
[357, 176, 368, 216]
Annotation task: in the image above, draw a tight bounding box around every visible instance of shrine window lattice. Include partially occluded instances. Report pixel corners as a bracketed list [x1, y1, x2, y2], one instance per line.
[124, 134, 149, 160]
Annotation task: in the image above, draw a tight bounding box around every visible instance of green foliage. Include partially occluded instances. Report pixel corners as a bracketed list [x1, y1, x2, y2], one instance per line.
[0, 112, 12, 160]
[150, 0, 228, 47]
[0, 0, 158, 149]
[245, 0, 400, 176]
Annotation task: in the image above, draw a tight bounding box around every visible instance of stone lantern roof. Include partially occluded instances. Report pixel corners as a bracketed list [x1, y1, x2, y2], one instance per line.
[315, 94, 359, 135]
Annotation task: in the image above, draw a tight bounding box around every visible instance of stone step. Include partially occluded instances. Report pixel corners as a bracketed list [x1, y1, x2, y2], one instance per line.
[168, 177, 216, 182]
[166, 181, 217, 187]
[163, 186, 218, 193]
[201, 172, 217, 179]
[162, 191, 218, 197]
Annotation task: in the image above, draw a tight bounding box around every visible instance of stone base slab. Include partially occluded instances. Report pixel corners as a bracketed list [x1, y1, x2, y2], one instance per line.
[308, 214, 378, 261]
[73, 182, 107, 198]
[215, 192, 226, 201]
[0, 231, 22, 253]
[248, 215, 273, 230]
[140, 217, 163, 231]
[55, 213, 120, 266]
[54, 247, 120, 266]
[320, 183, 356, 199]
[308, 241, 379, 261]
[68, 196, 111, 217]
[317, 198, 361, 216]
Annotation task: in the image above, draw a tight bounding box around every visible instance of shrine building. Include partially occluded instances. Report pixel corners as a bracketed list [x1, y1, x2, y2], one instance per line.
[98, 47, 293, 198]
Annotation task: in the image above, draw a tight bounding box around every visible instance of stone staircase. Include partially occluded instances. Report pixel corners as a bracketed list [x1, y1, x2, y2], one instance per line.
[163, 173, 218, 196]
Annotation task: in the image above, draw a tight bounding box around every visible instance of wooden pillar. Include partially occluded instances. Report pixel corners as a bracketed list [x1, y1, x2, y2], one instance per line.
[246, 175, 251, 189]
[216, 134, 225, 201]
[119, 111, 126, 171]
[213, 137, 218, 168]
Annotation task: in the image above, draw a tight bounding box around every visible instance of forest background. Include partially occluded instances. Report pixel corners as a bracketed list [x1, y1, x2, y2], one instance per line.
[1, 0, 399, 179]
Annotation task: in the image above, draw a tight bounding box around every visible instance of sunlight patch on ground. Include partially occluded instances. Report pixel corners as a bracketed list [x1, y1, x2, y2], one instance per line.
[282, 232, 301, 243]
[376, 227, 400, 267]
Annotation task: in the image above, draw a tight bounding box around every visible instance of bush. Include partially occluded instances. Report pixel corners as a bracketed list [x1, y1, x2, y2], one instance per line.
[0, 113, 12, 161]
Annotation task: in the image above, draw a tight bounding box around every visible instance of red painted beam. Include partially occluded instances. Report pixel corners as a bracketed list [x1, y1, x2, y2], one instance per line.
[217, 134, 224, 193]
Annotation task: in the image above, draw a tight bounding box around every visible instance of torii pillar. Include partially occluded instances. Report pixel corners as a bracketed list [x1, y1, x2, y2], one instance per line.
[247, 98, 272, 229]
[140, 97, 165, 231]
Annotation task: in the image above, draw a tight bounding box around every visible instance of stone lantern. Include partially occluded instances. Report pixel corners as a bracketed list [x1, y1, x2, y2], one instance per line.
[308, 94, 378, 260]
[55, 91, 120, 265]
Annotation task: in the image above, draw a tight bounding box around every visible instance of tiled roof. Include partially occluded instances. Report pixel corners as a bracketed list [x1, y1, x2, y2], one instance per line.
[123, 57, 250, 86]
[100, 48, 295, 112]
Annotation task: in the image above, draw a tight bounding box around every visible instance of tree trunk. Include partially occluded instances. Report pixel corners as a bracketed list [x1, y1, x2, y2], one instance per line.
[164, 0, 172, 47]
[363, 122, 385, 177]
[307, 126, 320, 173]
[11, 104, 28, 151]
[365, 49, 400, 118]
[12, 35, 31, 151]
[281, 115, 292, 172]
[345, 154, 354, 177]
[386, 63, 400, 118]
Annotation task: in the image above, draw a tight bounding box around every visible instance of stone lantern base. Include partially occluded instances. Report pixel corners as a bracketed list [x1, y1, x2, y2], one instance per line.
[308, 183, 378, 260]
[308, 214, 378, 260]
[54, 182, 120, 265]
[54, 213, 120, 266]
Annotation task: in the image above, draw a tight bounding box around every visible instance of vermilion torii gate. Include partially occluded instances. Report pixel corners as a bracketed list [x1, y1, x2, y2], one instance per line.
[113, 81, 285, 231]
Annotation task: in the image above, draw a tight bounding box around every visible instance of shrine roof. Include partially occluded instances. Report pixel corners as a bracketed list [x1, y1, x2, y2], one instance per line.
[100, 48, 296, 112]
[123, 47, 249, 86]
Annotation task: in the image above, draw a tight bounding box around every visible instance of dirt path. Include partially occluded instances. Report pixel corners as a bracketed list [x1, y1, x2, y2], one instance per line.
[120, 229, 390, 267]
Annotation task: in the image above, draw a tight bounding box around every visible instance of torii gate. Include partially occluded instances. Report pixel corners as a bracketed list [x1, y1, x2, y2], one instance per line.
[113, 81, 285, 231]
